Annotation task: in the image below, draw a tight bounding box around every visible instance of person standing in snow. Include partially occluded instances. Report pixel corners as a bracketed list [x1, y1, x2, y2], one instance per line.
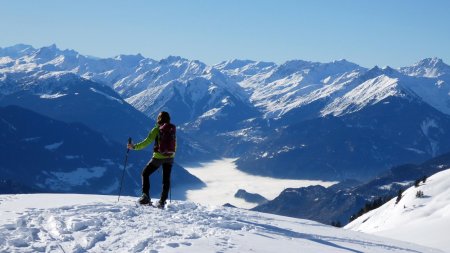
[128, 111, 176, 208]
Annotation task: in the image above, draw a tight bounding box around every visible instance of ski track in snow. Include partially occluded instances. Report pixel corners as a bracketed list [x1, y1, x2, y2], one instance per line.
[0, 194, 442, 253]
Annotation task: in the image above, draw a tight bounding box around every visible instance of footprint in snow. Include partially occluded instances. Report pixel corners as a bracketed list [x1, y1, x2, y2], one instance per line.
[166, 242, 179, 248]
[3, 223, 17, 231]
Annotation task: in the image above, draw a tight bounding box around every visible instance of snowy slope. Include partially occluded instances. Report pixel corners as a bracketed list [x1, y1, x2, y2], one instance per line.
[345, 168, 450, 252]
[321, 75, 405, 116]
[400, 58, 450, 78]
[231, 59, 365, 118]
[0, 194, 442, 253]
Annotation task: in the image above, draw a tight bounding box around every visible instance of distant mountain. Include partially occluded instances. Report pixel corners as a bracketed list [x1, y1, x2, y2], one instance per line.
[400, 57, 450, 78]
[234, 189, 268, 204]
[238, 95, 450, 180]
[0, 72, 149, 143]
[0, 105, 204, 196]
[0, 44, 35, 58]
[0, 69, 213, 164]
[253, 180, 366, 226]
[2, 44, 450, 181]
[253, 151, 450, 226]
[236, 67, 450, 180]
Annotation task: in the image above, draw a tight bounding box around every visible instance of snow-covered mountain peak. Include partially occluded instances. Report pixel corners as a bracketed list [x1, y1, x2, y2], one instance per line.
[267, 59, 363, 84]
[364, 65, 383, 77]
[14, 44, 78, 69]
[416, 57, 445, 68]
[400, 58, 450, 78]
[32, 44, 57, 56]
[381, 65, 396, 72]
[330, 58, 361, 67]
[159, 55, 195, 66]
[359, 65, 401, 81]
[214, 60, 277, 85]
[332, 58, 351, 64]
[113, 53, 144, 64]
[154, 56, 207, 77]
[0, 44, 35, 58]
[214, 59, 257, 70]
[116, 53, 144, 59]
[275, 59, 313, 75]
[0, 43, 34, 52]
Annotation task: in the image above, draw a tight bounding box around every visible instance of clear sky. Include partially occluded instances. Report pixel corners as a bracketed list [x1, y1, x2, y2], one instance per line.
[1, 0, 449, 67]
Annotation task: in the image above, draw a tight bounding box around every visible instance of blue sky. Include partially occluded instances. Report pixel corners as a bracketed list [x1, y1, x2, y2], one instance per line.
[1, 0, 449, 67]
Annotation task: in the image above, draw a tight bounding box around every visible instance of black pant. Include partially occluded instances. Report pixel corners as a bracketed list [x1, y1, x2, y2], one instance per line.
[141, 157, 173, 203]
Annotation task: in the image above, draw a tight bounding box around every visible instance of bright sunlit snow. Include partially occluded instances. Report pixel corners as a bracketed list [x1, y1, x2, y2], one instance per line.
[0, 194, 442, 253]
[183, 158, 336, 209]
[346, 168, 450, 252]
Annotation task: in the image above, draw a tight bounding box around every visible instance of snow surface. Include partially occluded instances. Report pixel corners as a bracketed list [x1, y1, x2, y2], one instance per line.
[39, 93, 67, 99]
[321, 75, 402, 116]
[89, 87, 123, 104]
[43, 167, 107, 191]
[420, 119, 440, 156]
[0, 194, 442, 253]
[346, 168, 450, 252]
[44, 141, 64, 151]
[183, 158, 336, 209]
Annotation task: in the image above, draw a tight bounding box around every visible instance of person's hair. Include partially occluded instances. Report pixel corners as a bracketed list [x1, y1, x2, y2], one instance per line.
[157, 111, 171, 125]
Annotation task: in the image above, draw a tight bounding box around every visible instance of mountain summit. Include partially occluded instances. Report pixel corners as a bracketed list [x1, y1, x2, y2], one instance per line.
[400, 57, 450, 78]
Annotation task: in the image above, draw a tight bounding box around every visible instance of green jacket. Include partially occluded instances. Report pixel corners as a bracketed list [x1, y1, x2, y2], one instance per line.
[133, 125, 176, 159]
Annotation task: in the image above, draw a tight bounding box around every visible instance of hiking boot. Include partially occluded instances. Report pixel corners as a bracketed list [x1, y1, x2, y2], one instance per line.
[138, 193, 150, 205]
[156, 201, 165, 209]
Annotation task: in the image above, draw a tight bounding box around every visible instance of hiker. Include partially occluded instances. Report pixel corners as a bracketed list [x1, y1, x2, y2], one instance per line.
[128, 111, 176, 208]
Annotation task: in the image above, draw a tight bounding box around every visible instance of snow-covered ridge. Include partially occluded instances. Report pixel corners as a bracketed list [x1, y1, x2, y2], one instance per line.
[400, 57, 450, 78]
[346, 168, 450, 252]
[321, 75, 404, 116]
[0, 194, 442, 253]
[2, 44, 450, 120]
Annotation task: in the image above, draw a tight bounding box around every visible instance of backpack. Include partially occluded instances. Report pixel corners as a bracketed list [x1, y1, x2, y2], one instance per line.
[154, 123, 176, 156]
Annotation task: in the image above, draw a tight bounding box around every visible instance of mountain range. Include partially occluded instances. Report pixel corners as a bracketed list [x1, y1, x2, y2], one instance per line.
[1, 44, 450, 182]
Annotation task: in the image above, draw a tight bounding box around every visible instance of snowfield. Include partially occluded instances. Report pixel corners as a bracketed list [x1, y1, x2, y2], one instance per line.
[0, 194, 443, 253]
[346, 168, 450, 253]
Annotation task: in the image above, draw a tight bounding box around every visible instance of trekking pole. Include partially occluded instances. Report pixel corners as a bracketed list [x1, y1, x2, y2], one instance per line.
[117, 137, 132, 202]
